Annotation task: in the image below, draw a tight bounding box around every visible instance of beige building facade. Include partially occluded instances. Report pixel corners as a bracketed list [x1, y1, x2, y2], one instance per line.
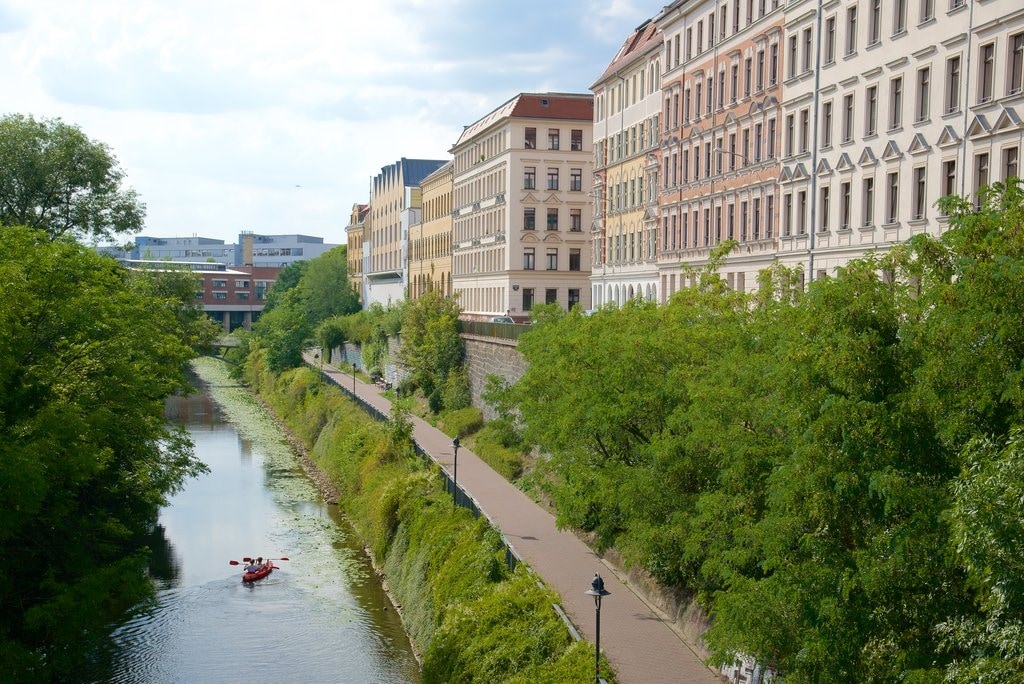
[409, 161, 454, 300]
[345, 203, 368, 300]
[592, 19, 664, 308]
[450, 93, 594, 320]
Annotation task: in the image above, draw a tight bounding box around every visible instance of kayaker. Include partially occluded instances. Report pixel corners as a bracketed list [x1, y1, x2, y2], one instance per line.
[256, 556, 266, 568]
[245, 559, 259, 573]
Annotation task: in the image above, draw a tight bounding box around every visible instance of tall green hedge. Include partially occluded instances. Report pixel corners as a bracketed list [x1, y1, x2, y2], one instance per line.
[244, 348, 611, 682]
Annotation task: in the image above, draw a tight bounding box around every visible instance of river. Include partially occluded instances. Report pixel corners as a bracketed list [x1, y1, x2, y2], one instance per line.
[104, 358, 421, 683]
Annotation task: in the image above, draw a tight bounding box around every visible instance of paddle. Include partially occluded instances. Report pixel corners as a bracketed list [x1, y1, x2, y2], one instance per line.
[229, 557, 256, 566]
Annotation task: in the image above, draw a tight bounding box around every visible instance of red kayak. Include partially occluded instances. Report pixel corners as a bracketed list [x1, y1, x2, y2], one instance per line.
[242, 563, 274, 582]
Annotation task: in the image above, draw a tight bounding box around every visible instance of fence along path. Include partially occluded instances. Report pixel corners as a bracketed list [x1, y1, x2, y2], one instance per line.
[309, 354, 723, 683]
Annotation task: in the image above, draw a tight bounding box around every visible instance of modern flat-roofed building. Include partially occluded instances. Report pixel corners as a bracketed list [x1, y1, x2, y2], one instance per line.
[124, 233, 338, 268]
[364, 158, 448, 307]
[451, 93, 594, 320]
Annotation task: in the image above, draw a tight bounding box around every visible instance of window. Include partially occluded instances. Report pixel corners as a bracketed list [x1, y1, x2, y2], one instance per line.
[548, 128, 560, 150]
[840, 181, 852, 229]
[753, 198, 761, 238]
[522, 288, 534, 311]
[822, 100, 833, 148]
[569, 248, 581, 271]
[797, 190, 807, 234]
[913, 166, 927, 219]
[820, 186, 831, 231]
[718, 70, 726, 109]
[921, 0, 934, 22]
[212, 279, 227, 288]
[866, 85, 878, 136]
[916, 67, 931, 122]
[788, 36, 797, 79]
[825, 16, 836, 64]
[570, 209, 582, 232]
[744, 57, 752, 96]
[942, 159, 957, 200]
[524, 166, 536, 189]
[1005, 146, 1020, 180]
[546, 248, 558, 270]
[545, 288, 558, 305]
[757, 50, 765, 90]
[975, 152, 990, 201]
[864, 176, 875, 226]
[754, 123, 763, 162]
[946, 55, 961, 114]
[766, 195, 775, 237]
[524, 207, 536, 230]
[568, 288, 580, 309]
[786, 113, 795, 156]
[886, 171, 899, 223]
[800, 109, 809, 153]
[523, 248, 535, 270]
[547, 208, 559, 231]
[894, 0, 907, 34]
[784, 194, 793, 236]
[525, 127, 536, 149]
[547, 168, 559, 191]
[729, 203, 736, 239]
[570, 168, 582, 191]
[803, 28, 813, 73]
[869, 0, 881, 45]
[706, 76, 714, 114]
[846, 5, 858, 56]
[890, 76, 903, 129]
[979, 43, 994, 103]
[770, 43, 779, 85]
[571, 129, 583, 151]
[234, 279, 249, 288]
[768, 118, 777, 158]
[213, 291, 228, 300]
[1011, 33, 1024, 95]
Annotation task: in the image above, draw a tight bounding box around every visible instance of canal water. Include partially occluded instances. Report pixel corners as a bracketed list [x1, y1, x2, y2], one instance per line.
[105, 358, 421, 683]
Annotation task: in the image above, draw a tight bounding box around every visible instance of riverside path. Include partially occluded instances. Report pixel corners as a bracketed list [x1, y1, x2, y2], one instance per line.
[308, 354, 723, 684]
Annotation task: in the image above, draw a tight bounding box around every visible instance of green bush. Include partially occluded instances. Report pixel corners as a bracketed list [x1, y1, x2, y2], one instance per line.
[439, 406, 484, 438]
[243, 352, 604, 683]
[471, 422, 527, 481]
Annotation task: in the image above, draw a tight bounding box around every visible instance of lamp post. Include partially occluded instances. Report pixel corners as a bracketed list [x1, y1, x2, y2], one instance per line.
[351, 363, 357, 393]
[585, 572, 611, 684]
[451, 436, 460, 501]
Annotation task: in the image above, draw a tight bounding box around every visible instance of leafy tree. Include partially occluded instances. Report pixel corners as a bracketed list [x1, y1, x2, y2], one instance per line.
[301, 246, 359, 321]
[0, 226, 208, 678]
[0, 114, 145, 241]
[940, 430, 1024, 682]
[399, 290, 463, 401]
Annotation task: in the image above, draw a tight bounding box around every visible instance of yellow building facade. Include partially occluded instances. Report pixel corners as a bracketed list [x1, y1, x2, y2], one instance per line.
[409, 161, 453, 300]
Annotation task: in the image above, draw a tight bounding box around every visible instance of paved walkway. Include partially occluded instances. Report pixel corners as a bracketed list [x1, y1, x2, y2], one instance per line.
[310, 355, 722, 683]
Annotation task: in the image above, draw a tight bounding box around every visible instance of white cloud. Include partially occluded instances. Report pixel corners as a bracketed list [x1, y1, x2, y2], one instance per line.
[0, 0, 654, 243]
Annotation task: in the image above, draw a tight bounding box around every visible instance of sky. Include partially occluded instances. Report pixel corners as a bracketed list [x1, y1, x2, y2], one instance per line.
[0, 0, 651, 245]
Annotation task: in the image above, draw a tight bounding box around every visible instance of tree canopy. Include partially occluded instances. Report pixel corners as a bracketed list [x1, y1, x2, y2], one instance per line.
[0, 225, 216, 678]
[497, 180, 1024, 682]
[0, 114, 145, 241]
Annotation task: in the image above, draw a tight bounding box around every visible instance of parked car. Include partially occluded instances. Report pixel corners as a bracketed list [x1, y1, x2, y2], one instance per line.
[491, 316, 515, 324]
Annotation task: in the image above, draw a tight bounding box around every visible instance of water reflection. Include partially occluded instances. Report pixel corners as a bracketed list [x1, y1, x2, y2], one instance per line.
[106, 363, 420, 683]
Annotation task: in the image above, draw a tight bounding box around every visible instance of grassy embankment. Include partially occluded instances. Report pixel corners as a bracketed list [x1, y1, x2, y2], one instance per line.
[243, 348, 611, 683]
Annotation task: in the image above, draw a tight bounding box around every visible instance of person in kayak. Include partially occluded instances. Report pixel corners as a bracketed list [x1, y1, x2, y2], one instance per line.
[245, 558, 259, 573]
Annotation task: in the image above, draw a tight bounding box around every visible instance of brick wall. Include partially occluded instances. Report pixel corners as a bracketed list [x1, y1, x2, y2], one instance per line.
[462, 335, 527, 420]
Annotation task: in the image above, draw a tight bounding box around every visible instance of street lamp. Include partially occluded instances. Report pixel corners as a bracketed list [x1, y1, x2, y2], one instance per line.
[351, 363, 357, 393]
[451, 436, 460, 501]
[585, 572, 611, 684]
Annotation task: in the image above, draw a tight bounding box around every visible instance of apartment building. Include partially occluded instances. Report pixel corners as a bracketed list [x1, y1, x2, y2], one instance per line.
[364, 158, 447, 307]
[658, 0, 786, 298]
[591, 18, 664, 308]
[409, 161, 454, 300]
[345, 203, 368, 300]
[450, 93, 594, 320]
[776, 0, 1024, 284]
[598, 0, 1023, 299]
